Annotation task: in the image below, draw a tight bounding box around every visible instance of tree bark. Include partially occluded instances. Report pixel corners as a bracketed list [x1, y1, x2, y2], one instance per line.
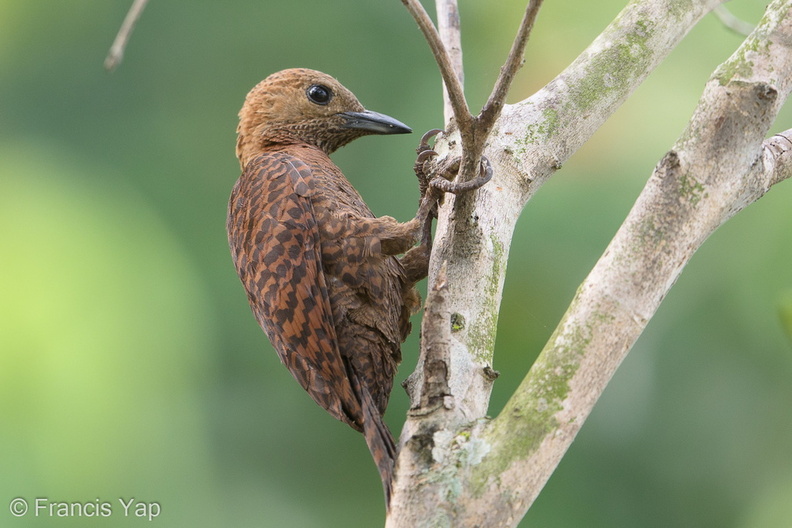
[389, 0, 792, 526]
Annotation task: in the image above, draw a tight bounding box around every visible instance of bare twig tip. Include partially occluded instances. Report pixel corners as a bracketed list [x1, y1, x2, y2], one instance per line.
[713, 5, 755, 37]
[104, 0, 150, 72]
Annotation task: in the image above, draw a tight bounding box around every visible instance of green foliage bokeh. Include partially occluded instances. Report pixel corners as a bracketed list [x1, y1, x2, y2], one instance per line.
[1, 1, 791, 526]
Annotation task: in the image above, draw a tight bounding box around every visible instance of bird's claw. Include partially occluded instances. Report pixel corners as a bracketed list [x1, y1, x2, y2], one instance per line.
[417, 128, 444, 154]
[415, 149, 437, 165]
[414, 129, 444, 200]
[429, 155, 492, 194]
[414, 129, 493, 196]
[412, 130, 492, 252]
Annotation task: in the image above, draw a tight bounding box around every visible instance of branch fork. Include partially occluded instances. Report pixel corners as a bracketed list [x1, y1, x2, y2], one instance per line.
[390, 0, 792, 526]
[401, 0, 544, 185]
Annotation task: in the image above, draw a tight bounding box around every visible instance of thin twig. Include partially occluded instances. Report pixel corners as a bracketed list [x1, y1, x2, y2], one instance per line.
[765, 129, 792, 187]
[436, 0, 464, 125]
[713, 4, 754, 37]
[104, 0, 150, 71]
[402, 0, 543, 187]
[479, 0, 544, 134]
[401, 0, 473, 130]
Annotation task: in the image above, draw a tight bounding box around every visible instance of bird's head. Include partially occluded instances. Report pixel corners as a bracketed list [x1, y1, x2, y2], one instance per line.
[237, 68, 411, 165]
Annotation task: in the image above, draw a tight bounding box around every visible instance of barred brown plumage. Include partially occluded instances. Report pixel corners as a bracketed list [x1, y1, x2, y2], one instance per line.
[227, 68, 437, 507]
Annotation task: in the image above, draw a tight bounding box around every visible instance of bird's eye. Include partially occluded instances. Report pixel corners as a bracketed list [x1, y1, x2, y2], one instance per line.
[306, 84, 332, 105]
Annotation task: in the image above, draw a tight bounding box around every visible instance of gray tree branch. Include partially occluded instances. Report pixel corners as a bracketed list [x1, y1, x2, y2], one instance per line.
[766, 131, 792, 186]
[401, 0, 472, 131]
[465, 5, 792, 523]
[435, 0, 464, 124]
[389, 0, 792, 526]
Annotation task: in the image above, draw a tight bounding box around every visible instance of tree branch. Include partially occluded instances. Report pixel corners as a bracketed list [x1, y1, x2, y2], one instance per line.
[435, 0, 464, 125]
[478, 0, 544, 137]
[404, 0, 543, 189]
[462, 1, 792, 524]
[389, 0, 792, 525]
[406, 0, 723, 437]
[713, 4, 755, 36]
[495, 0, 725, 198]
[401, 0, 472, 131]
[765, 130, 792, 186]
[104, 0, 150, 71]
[403, 262, 453, 419]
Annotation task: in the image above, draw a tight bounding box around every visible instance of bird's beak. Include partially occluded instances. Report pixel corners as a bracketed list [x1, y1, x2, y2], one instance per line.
[339, 110, 412, 135]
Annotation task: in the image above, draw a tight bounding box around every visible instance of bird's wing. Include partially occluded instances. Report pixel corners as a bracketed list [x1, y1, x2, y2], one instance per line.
[228, 152, 360, 429]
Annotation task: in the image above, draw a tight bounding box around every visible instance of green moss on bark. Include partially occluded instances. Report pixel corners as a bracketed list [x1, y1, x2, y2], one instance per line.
[468, 300, 615, 496]
[466, 235, 507, 364]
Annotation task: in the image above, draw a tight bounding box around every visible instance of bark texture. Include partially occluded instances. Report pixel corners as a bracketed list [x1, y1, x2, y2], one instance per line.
[389, 0, 792, 526]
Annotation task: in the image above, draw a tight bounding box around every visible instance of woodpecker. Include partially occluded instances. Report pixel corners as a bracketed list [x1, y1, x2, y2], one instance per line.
[227, 68, 436, 506]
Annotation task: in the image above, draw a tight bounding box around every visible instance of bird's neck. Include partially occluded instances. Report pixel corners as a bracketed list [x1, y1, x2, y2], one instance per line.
[236, 133, 334, 172]
[237, 119, 364, 169]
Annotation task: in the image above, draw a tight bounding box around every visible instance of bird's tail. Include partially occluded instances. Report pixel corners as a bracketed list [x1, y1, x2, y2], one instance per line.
[350, 374, 397, 508]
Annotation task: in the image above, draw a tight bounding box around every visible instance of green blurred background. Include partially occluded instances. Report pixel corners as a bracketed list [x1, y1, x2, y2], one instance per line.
[1, 0, 791, 526]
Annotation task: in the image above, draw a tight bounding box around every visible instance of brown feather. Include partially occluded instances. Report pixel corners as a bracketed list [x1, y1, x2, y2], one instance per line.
[227, 69, 427, 507]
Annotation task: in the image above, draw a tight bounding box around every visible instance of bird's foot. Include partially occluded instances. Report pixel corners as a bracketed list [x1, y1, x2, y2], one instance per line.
[429, 156, 492, 194]
[416, 128, 444, 155]
[412, 129, 493, 250]
[414, 129, 493, 197]
[414, 129, 444, 199]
